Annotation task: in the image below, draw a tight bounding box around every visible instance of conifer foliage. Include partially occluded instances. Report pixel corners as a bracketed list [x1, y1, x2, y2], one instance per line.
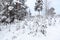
[46, 7, 56, 18]
[0, 0, 28, 23]
[35, 0, 43, 15]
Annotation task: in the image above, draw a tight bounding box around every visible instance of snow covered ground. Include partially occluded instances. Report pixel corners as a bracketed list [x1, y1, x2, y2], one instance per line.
[0, 16, 60, 40]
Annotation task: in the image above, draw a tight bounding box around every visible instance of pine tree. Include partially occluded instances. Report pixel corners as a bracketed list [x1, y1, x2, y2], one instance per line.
[44, 0, 56, 18]
[0, 0, 28, 23]
[35, 0, 43, 15]
[47, 7, 56, 18]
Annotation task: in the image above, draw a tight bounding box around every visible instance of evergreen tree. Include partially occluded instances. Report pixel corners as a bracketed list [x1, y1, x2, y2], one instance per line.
[46, 7, 56, 18]
[35, 0, 43, 15]
[0, 0, 28, 23]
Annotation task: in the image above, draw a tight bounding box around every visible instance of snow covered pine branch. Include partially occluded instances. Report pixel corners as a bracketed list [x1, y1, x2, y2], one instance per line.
[0, 0, 28, 23]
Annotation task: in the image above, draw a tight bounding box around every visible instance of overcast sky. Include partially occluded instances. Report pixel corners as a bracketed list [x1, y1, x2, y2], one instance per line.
[49, 0, 60, 14]
[25, 0, 60, 15]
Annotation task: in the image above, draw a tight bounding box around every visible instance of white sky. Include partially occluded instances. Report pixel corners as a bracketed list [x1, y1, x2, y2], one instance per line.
[49, 0, 60, 14]
[25, 0, 60, 15]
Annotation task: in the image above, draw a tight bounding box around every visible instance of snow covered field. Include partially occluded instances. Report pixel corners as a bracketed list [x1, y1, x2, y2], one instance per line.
[0, 0, 60, 40]
[0, 16, 60, 40]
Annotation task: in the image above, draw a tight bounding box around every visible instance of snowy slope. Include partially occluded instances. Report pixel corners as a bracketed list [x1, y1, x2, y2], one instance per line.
[0, 16, 60, 40]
